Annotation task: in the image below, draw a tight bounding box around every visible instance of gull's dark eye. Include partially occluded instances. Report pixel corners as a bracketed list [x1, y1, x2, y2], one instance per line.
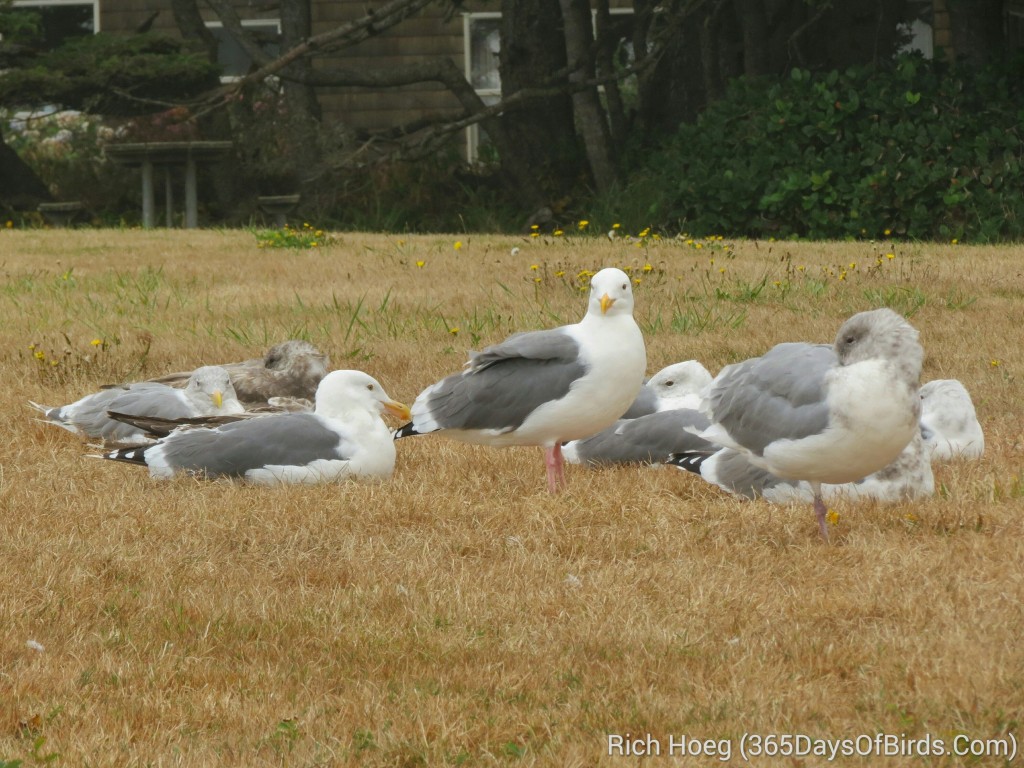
[665, 380, 674, 387]
[845, 335, 856, 345]
[621, 283, 628, 290]
[366, 383, 374, 390]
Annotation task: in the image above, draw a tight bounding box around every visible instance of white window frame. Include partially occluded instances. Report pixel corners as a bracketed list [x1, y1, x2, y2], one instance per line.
[10, 0, 100, 39]
[463, 12, 502, 164]
[462, 8, 635, 163]
[205, 18, 282, 83]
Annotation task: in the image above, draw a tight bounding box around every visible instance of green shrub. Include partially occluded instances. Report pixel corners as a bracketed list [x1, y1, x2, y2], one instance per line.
[628, 54, 1024, 242]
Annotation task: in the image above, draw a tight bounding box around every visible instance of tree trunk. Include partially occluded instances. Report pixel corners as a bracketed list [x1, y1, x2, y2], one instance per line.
[559, 0, 617, 193]
[499, 0, 579, 211]
[734, 0, 770, 76]
[280, 0, 324, 186]
[170, 0, 219, 62]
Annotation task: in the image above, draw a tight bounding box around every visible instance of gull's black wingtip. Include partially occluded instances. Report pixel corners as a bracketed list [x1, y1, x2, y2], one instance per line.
[666, 451, 710, 475]
[393, 422, 421, 440]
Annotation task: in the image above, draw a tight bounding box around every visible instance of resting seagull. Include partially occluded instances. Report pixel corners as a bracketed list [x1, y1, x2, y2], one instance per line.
[669, 429, 934, 505]
[621, 360, 714, 418]
[395, 267, 647, 493]
[694, 308, 923, 540]
[31, 366, 243, 444]
[99, 370, 409, 485]
[147, 339, 330, 407]
[919, 379, 984, 461]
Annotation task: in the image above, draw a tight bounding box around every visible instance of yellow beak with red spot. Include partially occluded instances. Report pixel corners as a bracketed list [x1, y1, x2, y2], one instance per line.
[385, 399, 412, 421]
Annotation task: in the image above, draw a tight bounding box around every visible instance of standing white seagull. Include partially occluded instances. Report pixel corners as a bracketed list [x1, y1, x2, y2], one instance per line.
[695, 308, 924, 540]
[395, 267, 647, 493]
[100, 370, 409, 485]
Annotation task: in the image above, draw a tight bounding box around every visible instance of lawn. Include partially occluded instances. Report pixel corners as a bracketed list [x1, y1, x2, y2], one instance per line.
[1, 228, 1022, 766]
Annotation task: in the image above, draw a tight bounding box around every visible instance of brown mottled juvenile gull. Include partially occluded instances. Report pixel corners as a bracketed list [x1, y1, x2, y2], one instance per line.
[148, 339, 329, 407]
[100, 370, 409, 485]
[692, 308, 923, 540]
[395, 267, 647, 493]
[919, 379, 984, 461]
[30, 366, 243, 444]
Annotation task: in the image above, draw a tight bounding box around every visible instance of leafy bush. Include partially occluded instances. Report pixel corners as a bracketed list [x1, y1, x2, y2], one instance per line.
[627, 54, 1024, 242]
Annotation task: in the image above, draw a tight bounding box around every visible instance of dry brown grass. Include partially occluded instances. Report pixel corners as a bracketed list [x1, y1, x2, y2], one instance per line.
[1, 229, 1022, 766]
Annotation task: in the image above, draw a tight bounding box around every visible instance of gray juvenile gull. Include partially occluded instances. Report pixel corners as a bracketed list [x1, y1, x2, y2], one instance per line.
[693, 308, 923, 540]
[99, 370, 409, 485]
[669, 429, 934, 505]
[919, 379, 984, 461]
[395, 267, 647, 493]
[31, 366, 243, 444]
[147, 339, 329, 407]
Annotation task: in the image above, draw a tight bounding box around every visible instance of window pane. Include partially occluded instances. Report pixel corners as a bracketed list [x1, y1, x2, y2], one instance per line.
[468, 18, 501, 91]
[209, 23, 280, 78]
[11, 5, 94, 50]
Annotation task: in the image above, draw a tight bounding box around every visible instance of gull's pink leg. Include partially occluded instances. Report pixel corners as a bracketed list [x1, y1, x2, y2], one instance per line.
[812, 485, 830, 543]
[544, 444, 566, 494]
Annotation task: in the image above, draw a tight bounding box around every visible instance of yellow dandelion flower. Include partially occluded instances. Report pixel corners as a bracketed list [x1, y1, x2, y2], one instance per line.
[34, 350, 45, 360]
[554, 270, 565, 278]
[639, 227, 650, 238]
[884, 228, 892, 236]
[951, 238, 959, 244]
[530, 264, 539, 271]
[578, 220, 589, 229]
[454, 241, 463, 250]
[797, 265, 806, 271]
[416, 260, 426, 268]
[718, 267, 726, 274]
[534, 277, 542, 283]
[848, 262, 856, 269]
[28, 343, 35, 350]
[50, 360, 58, 367]
[531, 224, 539, 230]
[826, 510, 840, 525]
[530, 232, 540, 238]
[695, 243, 703, 249]
[5, 220, 12, 228]
[449, 327, 459, 335]
[643, 264, 653, 273]
[612, 223, 621, 230]
[90, 338, 102, 347]
[633, 278, 642, 286]
[990, 359, 1001, 367]
[886, 253, 895, 260]
[553, 229, 564, 237]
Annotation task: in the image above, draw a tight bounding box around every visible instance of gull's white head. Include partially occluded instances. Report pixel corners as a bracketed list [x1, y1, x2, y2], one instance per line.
[184, 365, 242, 413]
[647, 361, 714, 404]
[588, 267, 635, 317]
[315, 370, 411, 422]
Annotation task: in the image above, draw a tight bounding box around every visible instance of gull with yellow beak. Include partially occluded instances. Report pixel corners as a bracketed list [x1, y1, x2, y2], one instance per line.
[395, 267, 646, 492]
[31, 365, 243, 445]
[100, 370, 410, 484]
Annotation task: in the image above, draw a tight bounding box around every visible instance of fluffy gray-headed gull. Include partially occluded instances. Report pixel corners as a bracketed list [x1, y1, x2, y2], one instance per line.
[146, 339, 329, 407]
[919, 379, 984, 461]
[31, 366, 243, 444]
[694, 308, 924, 540]
[669, 429, 934, 505]
[99, 370, 409, 485]
[395, 267, 647, 492]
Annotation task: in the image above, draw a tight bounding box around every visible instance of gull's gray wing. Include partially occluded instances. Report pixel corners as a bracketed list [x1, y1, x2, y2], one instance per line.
[706, 343, 834, 455]
[59, 384, 190, 441]
[621, 382, 659, 419]
[568, 409, 713, 465]
[154, 413, 342, 477]
[416, 329, 586, 432]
